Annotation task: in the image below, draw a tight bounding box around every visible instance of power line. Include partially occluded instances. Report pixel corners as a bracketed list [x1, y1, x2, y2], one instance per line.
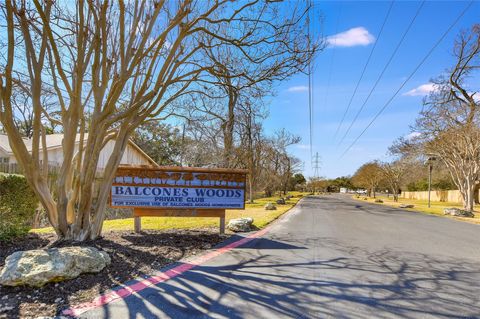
[308, 0, 315, 160]
[308, 61, 313, 158]
[333, 0, 395, 140]
[340, 0, 474, 159]
[324, 2, 343, 134]
[338, 0, 425, 145]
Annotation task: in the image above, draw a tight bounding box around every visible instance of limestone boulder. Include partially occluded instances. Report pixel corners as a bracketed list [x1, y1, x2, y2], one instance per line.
[375, 199, 383, 203]
[443, 208, 474, 218]
[399, 204, 414, 209]
[276, 198, 286, 205]
[0, 246, 111, 287]
[264, 203, 277, 210]
[227, 217, 254, 232]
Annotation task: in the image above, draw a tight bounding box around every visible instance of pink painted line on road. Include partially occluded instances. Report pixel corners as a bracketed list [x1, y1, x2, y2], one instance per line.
[63, 226, 272, 317]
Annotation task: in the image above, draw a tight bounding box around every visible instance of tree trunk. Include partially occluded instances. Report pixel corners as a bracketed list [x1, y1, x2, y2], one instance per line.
[392, 184, 399, 202]
[265, 188, 272, 197]
[248, 176, 254, 203]
[463, 179, 476, 212]
[475, 184, 480, 205]
[222, 84, 238, 168]
[90, 126, 132, 239]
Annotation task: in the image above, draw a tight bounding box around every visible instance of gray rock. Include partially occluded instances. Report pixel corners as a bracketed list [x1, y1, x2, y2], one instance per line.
[0, 246, 111, 287]
[276, 198, 286, 205]
[227, 217, 254, 232]
[399, 204, 414, 208]
[285, 195, 292, 200]
[443, 208, 475, 218]
[374, 199, 383, 203]
[264, 203, 277, 210]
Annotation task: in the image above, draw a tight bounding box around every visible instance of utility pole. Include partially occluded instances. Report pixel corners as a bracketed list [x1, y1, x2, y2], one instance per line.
[312, 152, 321, 178]
[425, 156, 436, 208]
[428, 164, 432, 207]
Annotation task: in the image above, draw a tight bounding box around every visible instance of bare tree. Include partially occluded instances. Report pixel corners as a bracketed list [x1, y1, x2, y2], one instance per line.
[237, 99, 266, 202]
[390, 138, 455, 191]
[0, 0, 316, 241]
[413, 25, 480, 211]
[183, 2, 321, 167]
[257, 129, 301, 197]
[272, 130, 302, 195]
[380, 160, 409, 202]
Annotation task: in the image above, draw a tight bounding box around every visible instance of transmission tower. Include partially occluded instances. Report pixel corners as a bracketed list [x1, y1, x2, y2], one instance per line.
[312, 152, 321, 178]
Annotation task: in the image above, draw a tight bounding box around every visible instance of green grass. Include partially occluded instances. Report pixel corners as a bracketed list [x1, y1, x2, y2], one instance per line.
[33, 192, 306, 234]
[353, 194, 480, 224]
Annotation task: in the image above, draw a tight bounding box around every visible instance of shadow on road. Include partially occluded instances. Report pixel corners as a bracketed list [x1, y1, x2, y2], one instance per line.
[93, 236, 480, 319]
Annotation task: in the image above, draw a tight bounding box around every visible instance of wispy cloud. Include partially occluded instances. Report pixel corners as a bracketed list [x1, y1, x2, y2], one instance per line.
[295, 144, 310, 150]
[326, 27, 375, 48]
[287, 85, 309, 93]
[403, 83, 437, 96]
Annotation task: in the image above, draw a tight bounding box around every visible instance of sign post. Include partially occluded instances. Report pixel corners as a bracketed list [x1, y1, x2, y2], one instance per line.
[110, 166, 247, 234]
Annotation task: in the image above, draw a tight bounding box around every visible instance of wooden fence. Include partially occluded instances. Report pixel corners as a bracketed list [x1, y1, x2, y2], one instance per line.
[400, 190, 479, 203]
[0, 162, 61, 176]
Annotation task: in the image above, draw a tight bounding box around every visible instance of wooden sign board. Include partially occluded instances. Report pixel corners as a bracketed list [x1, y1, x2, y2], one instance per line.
[110, 165, 248, 234]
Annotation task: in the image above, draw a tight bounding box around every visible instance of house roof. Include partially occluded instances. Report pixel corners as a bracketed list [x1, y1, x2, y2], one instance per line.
[0, 134, 86, 154]
[0, 133, 157, 166]
[0, 134, 14, 154]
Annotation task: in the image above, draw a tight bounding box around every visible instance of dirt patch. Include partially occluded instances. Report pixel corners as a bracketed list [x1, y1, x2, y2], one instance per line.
[0, 229, 228, 318]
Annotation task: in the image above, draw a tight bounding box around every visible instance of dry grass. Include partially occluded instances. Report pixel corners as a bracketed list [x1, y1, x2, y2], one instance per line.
[33, 192, 306, 233]
[353, 194, 480, 225]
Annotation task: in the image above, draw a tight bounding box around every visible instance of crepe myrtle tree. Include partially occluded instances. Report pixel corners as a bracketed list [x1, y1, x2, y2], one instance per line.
[411, 25, 480, 212]
[379, 160, 409, 202]
[0, 0, 316, 241]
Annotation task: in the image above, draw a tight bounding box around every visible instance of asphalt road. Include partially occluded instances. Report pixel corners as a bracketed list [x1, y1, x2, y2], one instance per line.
[80, 195, 480, 319]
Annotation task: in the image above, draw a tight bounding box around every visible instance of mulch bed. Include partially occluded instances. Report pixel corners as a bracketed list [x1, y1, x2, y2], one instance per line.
[0, 229, 228, 319]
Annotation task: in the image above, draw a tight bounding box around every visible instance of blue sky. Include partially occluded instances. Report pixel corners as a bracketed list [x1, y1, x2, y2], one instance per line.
[265, 0, 479, 179]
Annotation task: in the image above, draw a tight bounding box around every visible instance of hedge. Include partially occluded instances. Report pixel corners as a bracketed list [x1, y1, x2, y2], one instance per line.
[0, 174, 38, 241]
